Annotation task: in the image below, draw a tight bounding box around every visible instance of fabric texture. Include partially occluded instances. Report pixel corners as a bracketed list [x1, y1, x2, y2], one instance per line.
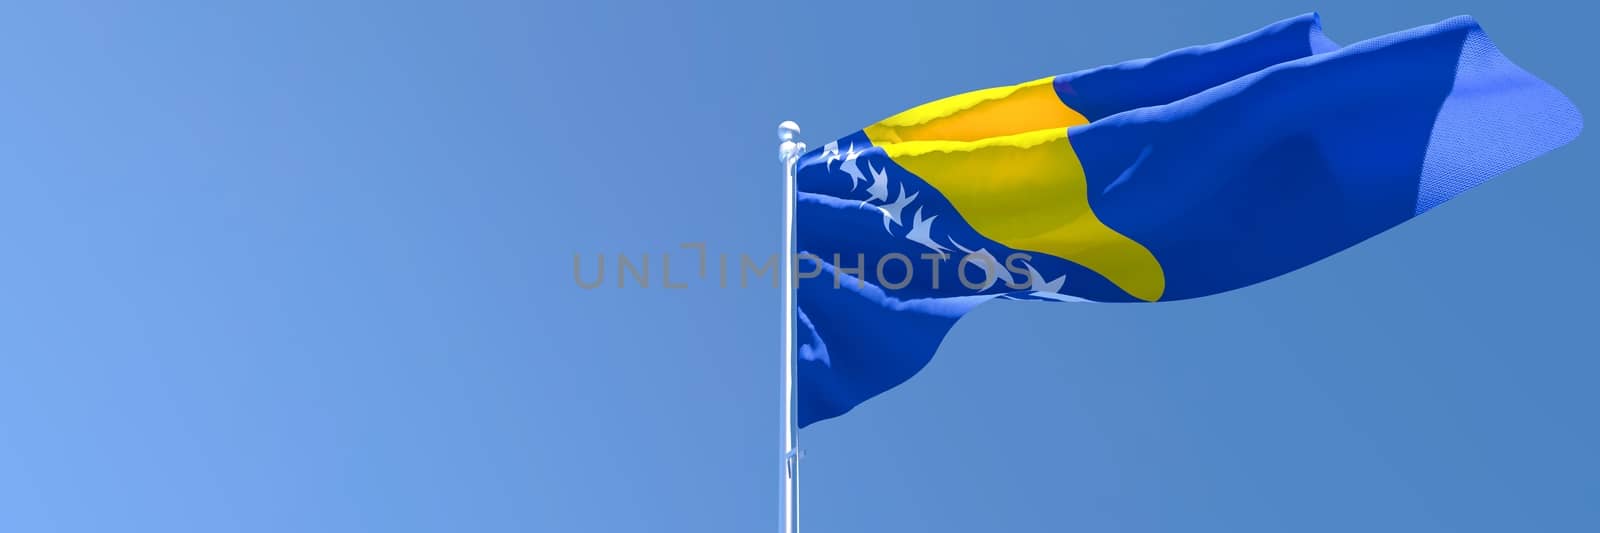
[793, 14, 1581, 427]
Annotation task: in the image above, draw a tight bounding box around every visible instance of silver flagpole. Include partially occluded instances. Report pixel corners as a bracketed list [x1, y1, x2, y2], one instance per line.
[777, 121, 804, 533]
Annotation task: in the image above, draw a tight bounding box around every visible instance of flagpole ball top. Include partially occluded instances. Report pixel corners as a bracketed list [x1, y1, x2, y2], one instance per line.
[778, 121, 801, 142]
[778, 121, 805, 163]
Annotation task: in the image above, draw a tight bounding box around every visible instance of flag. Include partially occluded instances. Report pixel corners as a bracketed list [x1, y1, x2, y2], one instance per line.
[793, 14, 1581, 427]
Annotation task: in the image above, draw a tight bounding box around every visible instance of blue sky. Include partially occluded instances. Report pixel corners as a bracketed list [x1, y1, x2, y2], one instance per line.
[0, 1, 1595, 531]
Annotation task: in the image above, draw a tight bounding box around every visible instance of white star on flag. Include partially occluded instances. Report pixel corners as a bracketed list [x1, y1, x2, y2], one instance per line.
[904, 207, 950, 258]
[839, 143, 867, 191]
[873, 184, 919, 232]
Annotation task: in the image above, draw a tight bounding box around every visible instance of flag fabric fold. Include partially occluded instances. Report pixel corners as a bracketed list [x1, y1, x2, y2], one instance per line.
[794, 14, 1581, 427]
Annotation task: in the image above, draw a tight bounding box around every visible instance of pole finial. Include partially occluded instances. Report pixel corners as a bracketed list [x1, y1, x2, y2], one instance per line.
[778, 121, 805, 164]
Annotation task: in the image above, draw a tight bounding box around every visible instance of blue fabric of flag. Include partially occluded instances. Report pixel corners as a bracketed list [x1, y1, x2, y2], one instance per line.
[794, 15, 1581, 427]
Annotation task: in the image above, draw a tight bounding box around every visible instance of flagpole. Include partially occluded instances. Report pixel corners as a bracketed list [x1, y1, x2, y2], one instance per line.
[778, 121, 805, 533]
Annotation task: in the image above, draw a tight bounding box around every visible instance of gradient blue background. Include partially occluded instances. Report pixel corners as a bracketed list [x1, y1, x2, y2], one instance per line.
[0, 1, 1593, 531]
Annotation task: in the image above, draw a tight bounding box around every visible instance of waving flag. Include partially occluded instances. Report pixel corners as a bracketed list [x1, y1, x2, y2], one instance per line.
[794, 14, 1581, 427]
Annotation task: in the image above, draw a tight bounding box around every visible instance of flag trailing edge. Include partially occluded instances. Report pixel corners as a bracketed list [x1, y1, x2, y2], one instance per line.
[794, 14, 1582, 427]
